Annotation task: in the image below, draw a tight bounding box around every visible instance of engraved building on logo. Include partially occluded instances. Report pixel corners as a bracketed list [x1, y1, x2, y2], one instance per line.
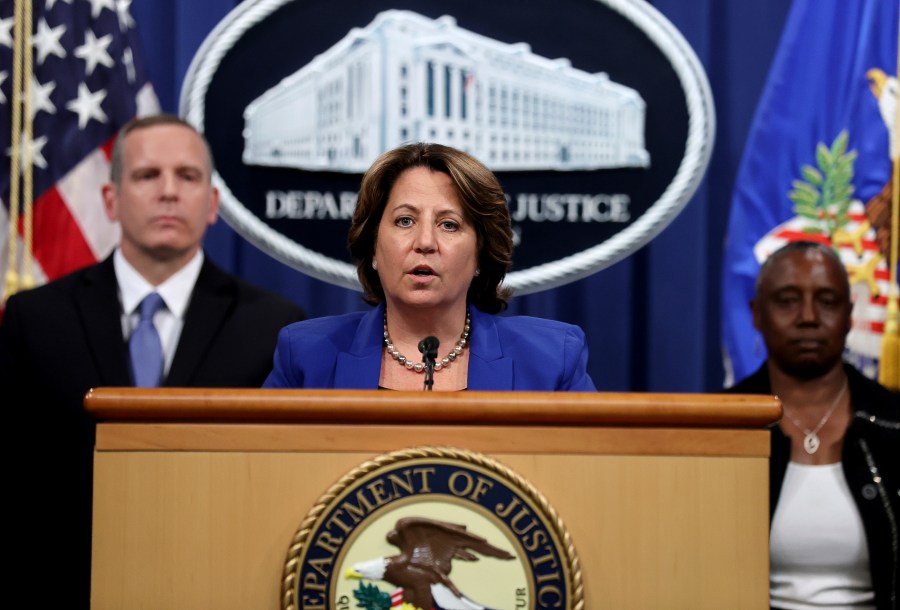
[243, 10, 649, 173]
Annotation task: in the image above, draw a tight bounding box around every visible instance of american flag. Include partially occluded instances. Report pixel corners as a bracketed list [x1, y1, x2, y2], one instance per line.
[0, 0, 159, 306]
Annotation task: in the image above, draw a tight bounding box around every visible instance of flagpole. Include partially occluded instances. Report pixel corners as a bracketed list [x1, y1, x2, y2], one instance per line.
[4, 0, 25, 301]
[879, 15, 900, 390]
[21, 0, 35, 292]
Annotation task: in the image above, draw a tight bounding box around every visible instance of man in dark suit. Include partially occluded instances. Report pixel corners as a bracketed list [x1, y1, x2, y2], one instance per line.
[0, 114, 305, 607]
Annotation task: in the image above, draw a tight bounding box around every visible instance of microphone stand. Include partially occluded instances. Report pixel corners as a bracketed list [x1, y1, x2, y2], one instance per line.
[423, 358, 436, 391]
[418, 336, 439, 392]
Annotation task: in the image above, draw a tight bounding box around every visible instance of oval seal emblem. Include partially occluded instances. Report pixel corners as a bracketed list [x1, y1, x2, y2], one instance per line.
[283, 447, 582, 610]
[182, 0, 713, 294]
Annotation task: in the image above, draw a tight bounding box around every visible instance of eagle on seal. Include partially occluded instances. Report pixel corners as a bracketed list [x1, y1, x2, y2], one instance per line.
[347, 516, 515, 610]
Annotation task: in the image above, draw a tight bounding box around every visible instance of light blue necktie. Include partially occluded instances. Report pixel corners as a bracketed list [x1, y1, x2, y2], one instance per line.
[129, 293, 166, 387]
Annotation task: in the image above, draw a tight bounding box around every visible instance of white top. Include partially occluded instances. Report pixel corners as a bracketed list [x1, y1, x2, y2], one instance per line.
[114, 248, 204, 377]
[770, 461, 875, 609]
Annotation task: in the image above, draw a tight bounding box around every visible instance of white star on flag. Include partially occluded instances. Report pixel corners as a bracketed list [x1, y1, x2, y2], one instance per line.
[32, 18, 67, 64]
[87, 0, 116, 19]
[75, 30, 115, 75]
[8, 133, 49, 171]
[66, 82, 108, 128]
[29, 76, 57, 119]
[0, 15, 13, 49]
[122, 47, 135, 83]
[115, 0, 135, 31]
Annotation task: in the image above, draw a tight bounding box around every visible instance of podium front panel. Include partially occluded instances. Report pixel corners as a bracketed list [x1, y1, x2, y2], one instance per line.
[92, 418, 770, 609]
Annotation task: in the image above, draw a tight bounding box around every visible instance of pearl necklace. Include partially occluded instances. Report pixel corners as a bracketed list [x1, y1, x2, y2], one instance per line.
[781, 380, 849, 454]
[383, 311, 471, 373]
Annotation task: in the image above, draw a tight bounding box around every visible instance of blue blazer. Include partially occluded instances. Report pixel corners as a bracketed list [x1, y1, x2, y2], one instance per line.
[264, 303, 596, 391]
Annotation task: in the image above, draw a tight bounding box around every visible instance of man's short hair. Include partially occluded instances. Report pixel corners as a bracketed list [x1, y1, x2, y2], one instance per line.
[109, 114, 215, 185]
[755, 240, 850, 297]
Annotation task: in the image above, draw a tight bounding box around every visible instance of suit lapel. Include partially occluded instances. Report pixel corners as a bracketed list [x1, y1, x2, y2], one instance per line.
[327, 305, 514, 390]
[75, 257, 132, 385]
[334, 352, 382, 388]
[467, 307, 514, 390]
[165, 259, 234, 386]
[334, 304, 384, 389]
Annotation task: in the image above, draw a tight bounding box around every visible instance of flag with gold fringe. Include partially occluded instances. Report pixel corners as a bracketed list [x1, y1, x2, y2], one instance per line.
[1, 0, 159, 310]
[722, 0, 899, 389]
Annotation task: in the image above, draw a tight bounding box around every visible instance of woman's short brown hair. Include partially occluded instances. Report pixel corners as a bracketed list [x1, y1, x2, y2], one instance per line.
[348, 143, 513, 313]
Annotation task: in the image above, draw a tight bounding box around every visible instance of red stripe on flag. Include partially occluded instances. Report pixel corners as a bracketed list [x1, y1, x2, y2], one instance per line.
[100, 134, 116, 161]
[772, 230, 831, 245]
[852, 321, 885, 334]
[27, 187, 98, 280]
[774, 230, 884, 253]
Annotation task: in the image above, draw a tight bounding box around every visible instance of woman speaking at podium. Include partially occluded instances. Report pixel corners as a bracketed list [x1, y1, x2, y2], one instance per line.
[264, 143, 595, 392]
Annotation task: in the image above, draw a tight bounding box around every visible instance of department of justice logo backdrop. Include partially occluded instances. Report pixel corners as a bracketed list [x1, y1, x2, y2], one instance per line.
[282, 447, 582, 610]
[181, 0, 714, 294]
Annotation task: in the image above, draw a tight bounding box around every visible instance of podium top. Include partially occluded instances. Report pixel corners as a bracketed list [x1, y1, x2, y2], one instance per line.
[85, 387, 781, 428]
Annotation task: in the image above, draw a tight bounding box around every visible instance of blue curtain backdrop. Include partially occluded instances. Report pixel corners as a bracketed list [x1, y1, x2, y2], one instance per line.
[132, 0, 791, 392]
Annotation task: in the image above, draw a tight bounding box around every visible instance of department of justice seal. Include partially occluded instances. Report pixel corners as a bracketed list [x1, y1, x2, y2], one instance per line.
[182, 0, 714, 294]
[283, 447, 582, 610]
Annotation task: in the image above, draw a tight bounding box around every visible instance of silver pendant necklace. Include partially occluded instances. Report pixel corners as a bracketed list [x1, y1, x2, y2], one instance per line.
[781, 380, 849, 454]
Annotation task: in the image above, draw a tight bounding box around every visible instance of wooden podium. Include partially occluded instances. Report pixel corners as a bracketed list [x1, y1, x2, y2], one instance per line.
[86, 389, 779, 609]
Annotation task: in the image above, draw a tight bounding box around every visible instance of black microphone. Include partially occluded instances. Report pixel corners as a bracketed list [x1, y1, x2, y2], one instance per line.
[418, 336, 439, 391]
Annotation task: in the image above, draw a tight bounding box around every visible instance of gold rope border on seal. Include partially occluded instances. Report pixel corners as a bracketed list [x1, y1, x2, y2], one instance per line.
[281, 445, 584, 610]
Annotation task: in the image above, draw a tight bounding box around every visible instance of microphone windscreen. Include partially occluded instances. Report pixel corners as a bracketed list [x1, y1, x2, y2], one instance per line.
[418, 335, 439, 355]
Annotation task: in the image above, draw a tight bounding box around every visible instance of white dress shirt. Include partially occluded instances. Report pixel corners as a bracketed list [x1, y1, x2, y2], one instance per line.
[114, 248, 204, 378]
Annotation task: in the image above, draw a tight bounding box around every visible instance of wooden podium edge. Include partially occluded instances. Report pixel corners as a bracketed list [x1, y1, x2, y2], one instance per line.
[85, 387, 782, 427]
